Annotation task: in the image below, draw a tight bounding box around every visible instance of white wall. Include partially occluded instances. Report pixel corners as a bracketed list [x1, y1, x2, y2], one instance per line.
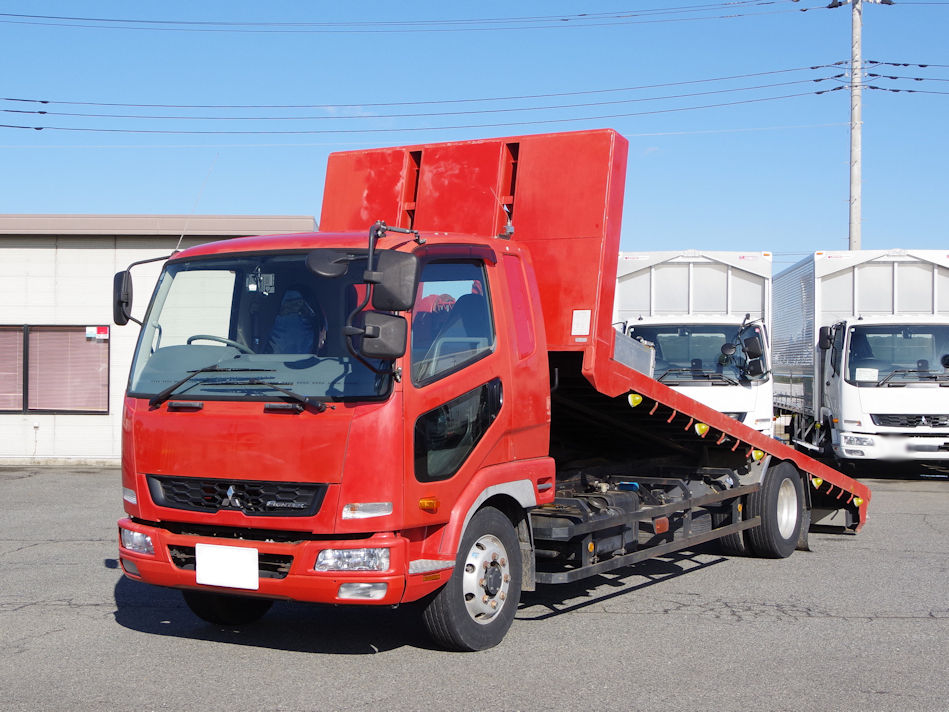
[0, 236, 213, 463]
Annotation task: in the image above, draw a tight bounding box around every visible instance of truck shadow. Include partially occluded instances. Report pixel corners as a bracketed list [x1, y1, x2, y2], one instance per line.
[111, 548, 726, 653]
[520, 549, 727, 621]
[112, 576, 436, 654]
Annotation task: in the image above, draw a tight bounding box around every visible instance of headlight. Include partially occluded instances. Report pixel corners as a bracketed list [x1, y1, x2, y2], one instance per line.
[120, 528, 154, 555]
[842, 434, 875, 447]
[315, 548, 390, 572]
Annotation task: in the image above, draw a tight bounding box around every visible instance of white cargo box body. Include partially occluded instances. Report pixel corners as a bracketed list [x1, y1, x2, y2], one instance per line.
[615, 250, 771, 324]
[772, 249, 949, 417]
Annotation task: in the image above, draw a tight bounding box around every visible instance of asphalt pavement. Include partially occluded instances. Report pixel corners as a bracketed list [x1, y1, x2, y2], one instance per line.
[1, 465, 947, 712]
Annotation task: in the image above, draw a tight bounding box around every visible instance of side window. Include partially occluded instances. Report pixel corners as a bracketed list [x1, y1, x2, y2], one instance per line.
[831, 324, 845, 374]
[414, 379, 503, 482]
[411, 260, 495, 384]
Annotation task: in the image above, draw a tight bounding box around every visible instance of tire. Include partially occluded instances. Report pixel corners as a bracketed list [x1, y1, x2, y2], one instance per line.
[182, 590, 273, 626]
[746, 462, 805, 559]
[422, 507, 522, 651]
[712, 500, 749, 556]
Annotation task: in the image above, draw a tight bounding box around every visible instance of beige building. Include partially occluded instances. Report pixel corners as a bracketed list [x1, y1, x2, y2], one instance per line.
[0, 214, 315, 464]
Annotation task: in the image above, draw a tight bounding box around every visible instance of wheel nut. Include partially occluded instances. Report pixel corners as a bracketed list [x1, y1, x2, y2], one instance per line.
[490, 600, 498, 609]
[492, 553, 499, 561]
[479, 578, 485, 587]
[500, 558, 506, 566]
[499, 592, 506, 601]
[503, 574, 510, 583]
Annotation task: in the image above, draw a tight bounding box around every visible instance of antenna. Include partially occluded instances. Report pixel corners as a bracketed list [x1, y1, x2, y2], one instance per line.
[173, 153, 219, 254]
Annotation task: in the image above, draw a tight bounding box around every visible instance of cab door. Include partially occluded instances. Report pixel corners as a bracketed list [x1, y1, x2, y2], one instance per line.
[401, 249, 512, 532]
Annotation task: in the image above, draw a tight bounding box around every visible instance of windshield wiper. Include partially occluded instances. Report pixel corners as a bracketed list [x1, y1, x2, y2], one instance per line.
[656, 368, 740, 386]
[877, 369, 949, 387]
[221, 379, 328, 412]
[148, 365, 275, 408]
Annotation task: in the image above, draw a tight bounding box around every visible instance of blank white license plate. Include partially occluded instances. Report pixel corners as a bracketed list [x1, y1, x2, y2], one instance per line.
[195, 543, 259, 590]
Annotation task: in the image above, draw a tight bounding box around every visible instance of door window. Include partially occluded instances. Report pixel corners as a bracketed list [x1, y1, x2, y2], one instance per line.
[410, 260, 495, 384]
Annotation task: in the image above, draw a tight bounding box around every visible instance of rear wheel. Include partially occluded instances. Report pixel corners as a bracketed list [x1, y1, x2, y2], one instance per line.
[422, 506, 522, 651]
[712, 499, 749, 556]
[182, 590, 273, 625]
[746, 462, 804, 558]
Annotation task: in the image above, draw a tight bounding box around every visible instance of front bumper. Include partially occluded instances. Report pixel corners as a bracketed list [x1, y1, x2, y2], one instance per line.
[117, 518, 446, 606]
[834, 432, 949, 460]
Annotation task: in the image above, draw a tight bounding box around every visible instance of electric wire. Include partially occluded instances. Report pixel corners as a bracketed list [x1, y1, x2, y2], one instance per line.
[0, 2, 832, 34]
[1, 78, 843, 122]
[0, 63, 846, 110]
[0, 90, 836, 135]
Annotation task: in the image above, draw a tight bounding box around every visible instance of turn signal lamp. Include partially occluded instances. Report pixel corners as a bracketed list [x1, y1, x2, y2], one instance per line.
[694, 423, 709, 437]
[812, 477, 824, 489]
[854, 497, 864, 507]
[751, 449, 765, 461]
[342, 502, 393, 519]
[418, 497, 439, 513]
[653, 517, 670, 534]
[628, 393, 643, 407]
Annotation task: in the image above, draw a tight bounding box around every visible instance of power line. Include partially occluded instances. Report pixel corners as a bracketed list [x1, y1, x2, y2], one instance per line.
[1, 78, 842, 122]
[0, 63, 845, 110]
[0, 2, 830, 34]
[0, 90, 828, 135]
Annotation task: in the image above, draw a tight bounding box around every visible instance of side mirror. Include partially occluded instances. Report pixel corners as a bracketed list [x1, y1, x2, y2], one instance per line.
[113, 271, 133, 326]
[354, 312, 408, 360]
[372, 251, 420, 311]
[746, 358, 766, 379]
[818, 326, 833, 351]
[742, 335, 764, 360]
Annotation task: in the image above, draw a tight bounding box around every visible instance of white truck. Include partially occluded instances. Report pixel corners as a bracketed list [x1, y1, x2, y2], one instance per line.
[772, 249, 949, 465]
[615, 251, 774, 436]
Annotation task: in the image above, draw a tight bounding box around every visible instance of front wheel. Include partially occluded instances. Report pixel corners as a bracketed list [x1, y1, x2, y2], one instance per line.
[746, 462, 805, 559]
[422, 507, 522, 651]
[182, 590, 273, 625]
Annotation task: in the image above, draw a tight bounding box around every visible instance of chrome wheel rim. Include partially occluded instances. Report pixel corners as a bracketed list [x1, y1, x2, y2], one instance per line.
[462, 533, 511, 625]
[776, 478, 799, 539]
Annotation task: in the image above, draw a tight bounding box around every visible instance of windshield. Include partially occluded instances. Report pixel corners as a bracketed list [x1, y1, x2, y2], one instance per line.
[628, 323, 767, 385]
[845, 324, 949, 386]
[128, 252, 391, 402]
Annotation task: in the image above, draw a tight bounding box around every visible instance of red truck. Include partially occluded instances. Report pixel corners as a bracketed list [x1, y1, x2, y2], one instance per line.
[114, 129, 870, 651]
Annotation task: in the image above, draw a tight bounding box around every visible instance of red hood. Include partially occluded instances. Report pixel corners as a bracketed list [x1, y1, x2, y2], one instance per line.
[130, 399, 352, 483]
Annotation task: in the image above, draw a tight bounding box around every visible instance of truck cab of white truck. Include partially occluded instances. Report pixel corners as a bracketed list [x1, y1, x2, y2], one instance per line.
[615, 251, 774, 436]
[820, 316, 949, 460]
[773, 249, 949, 465]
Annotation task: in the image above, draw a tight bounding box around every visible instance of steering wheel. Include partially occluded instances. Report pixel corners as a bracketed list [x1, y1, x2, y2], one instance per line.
[186, 334, 253, 354]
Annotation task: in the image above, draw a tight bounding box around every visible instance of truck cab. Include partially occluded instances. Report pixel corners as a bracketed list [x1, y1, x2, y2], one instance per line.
[616, 251, 774, 436]
[821, 316, 949, 460]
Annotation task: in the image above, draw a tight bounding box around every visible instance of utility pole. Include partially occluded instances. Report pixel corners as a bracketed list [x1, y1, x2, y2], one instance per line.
[828, 0, 893, 250]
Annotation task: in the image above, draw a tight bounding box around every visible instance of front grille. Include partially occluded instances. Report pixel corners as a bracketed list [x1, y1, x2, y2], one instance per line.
[871, 414, 949, 428]
[147, 475, 327, 517]
[168, 545, 292, 579]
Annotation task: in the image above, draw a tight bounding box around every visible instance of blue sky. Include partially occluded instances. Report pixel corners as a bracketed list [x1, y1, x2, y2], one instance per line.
[1, 1, 946, 266]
